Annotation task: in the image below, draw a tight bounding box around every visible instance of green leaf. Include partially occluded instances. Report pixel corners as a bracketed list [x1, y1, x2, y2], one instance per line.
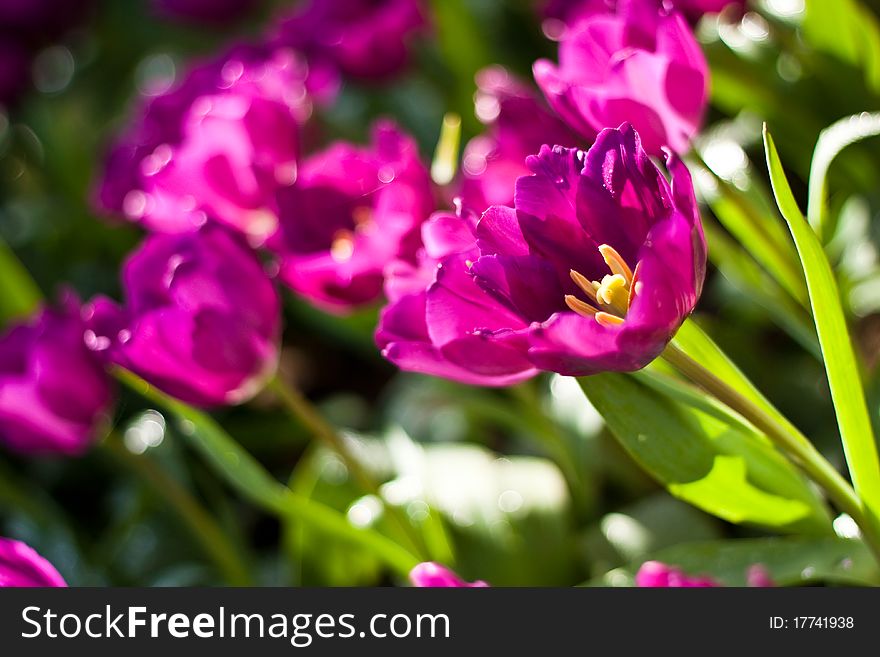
[807, 112, 880, 238]
[802, 0, 880, 93]
[764, 126, 880, 523]
[579, 372, 831, 534]
[591, 537, 879, 587]
[0, 238, 43, 326]
[673, 319, 813, 448]
[115, 368, 419, 577]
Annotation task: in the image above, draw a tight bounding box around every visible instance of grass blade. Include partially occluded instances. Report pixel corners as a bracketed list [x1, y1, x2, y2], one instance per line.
[764, 125, 880, 522]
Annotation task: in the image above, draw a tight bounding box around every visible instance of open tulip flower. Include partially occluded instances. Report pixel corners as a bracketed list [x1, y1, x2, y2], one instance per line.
[84, 226, 281, 408]
[534, 0, 709, 155]
[0, 537, 66, 588]
[380, 123, 705, 381]
[270, 121, 434, 313]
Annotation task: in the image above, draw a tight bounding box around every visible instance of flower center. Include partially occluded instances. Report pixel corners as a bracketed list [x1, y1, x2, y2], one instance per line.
[564, 244, 634, 327]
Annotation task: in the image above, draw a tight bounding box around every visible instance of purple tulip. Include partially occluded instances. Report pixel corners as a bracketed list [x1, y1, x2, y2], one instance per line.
[635, 561, 718, 587]
[269, 121, 434, 312]
[97, 45, 311, 242]
[0, 297, 115, 456]
[377, 207, 539, 386]
[636, 561, 775, 587]
[534, 0, 709, 155]
[381, 124, 705, 380]
[152, 0, 256, 25]
[459, 66, 579, 214]
[272, 0, 427, 80]
[0, 538, 66, 587]
[85, 226, 281, 407]
[409, 562, 488, 588]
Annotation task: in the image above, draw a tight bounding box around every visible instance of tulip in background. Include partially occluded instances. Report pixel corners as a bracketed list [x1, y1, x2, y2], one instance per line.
[0, 537, 66, 587]
[97, 44, 310, 241]
[0, 297, 115, 456]
[270, 121, 434, 312]
[534, 0, 709, 155]
[459, 66, 580, 213]
[84, 226, 280, 407]
[272, 0, 427, 81]
[635, 561, 774, 587]
[409, 563, 489, 588]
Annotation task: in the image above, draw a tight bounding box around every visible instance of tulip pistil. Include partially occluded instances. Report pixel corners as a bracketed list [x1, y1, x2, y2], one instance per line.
[565, 244, 634, 324]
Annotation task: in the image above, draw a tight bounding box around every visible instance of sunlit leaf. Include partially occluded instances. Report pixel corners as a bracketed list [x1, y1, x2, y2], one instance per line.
[764, 126, 880, 521]
[579, 372, 831, 534]
[807, 112, 880, 238]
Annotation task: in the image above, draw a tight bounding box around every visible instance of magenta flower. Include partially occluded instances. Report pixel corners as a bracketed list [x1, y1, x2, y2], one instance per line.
[85, 226, 280, 407]
[635, 561, 718, 587]
[272, 0, 427, 81]
[636, 561, 775, 587]
[0, 297, 114, 456]
[409, 562, 488, 588]
[460, 66, 579, 213]
[0, 538, 66, 587]
[377, 208, 538, 386]
[381, 124, 705, 380]
[534, 0, 709, 155]
[269, 121, 434, 312]
[152, 0, 255, 24]
[97, 45, 310, 242]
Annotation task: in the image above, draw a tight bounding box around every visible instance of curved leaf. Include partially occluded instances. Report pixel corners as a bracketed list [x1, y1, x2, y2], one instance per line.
[579, 372, 831, 534]
[764, 126, 880, 523]
[808, 112, 880, 238]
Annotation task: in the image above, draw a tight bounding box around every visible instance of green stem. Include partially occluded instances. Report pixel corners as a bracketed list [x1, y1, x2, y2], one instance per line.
[662, 342, 880, 565]
[101, 435, 252, 586]
[267, 376, 430, 561]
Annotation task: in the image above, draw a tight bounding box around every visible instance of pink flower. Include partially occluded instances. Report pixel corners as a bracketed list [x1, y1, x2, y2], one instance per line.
[409, 562, 488, 587]
[534, 0, 709, 155]
[269, 121, 434, 312]
[97, 45, 310, 242]
[85, 226, 281, 407]
[636, 561, 775, 587]
[272, 0, 427, 81]
[460, 66, 579, 213]
[0, 296, 115, 456]
[0, 537, 66, 587]
[380, 124, 706, 381]
[376, 207, 538, 386]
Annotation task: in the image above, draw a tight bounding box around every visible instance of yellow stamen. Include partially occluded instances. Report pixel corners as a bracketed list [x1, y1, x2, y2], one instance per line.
[598, 244, 633, 286]
[595, 274, 630, 315]
[330, 229, 355, 262]
[569, 269, 600, 305]
[565, 295, 598, 318]
[595, 311, 625, 327]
